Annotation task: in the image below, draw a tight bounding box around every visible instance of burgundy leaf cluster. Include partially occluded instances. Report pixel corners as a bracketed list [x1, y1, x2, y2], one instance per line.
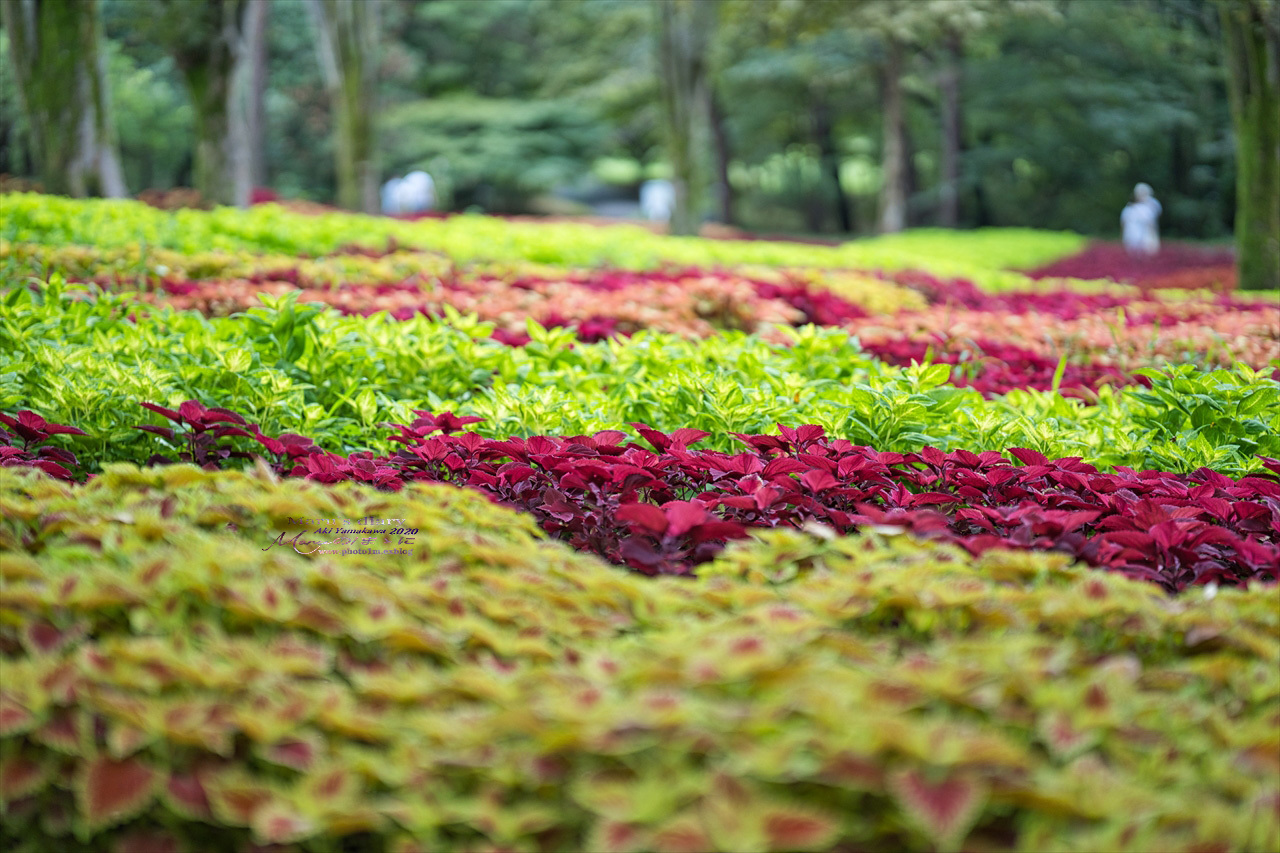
[17, 403, 1280, 591]
[860, 338, 1141, 399]
[0, 411, 87, 481]
[1026, 241, 1237, 288]
[135, 401, 261, 469]
[261, 413, 1278, 591]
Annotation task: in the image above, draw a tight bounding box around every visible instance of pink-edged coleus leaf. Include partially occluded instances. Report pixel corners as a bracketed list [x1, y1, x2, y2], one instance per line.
[77, 755, 159, 832]
[888, 767, 987, 850]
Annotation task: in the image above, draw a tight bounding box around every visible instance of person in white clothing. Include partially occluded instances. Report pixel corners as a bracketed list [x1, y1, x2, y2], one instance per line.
[380, 177, 403, 215]
[640, 179, 675, 223]
[1121, 182, 1162, 256]
[396, 171, 436, 214]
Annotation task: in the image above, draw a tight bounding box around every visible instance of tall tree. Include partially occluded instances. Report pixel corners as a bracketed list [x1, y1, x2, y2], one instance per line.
[126, 0, 251, 206]
[308, 0, 381, 214]
[936, 27, 963, 227]
[240, 0, 269, 193]
[708, 83, 735, 225]
[1, 0, 126, 197]
[1219, 0, 1279, 291]
[656, 0, 716, 236]
[877, 33, 907, 233]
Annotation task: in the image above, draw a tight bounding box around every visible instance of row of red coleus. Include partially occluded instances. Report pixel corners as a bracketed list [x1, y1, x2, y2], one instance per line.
[77, 262, 1276, 398]
[4, 404, 1277, 594]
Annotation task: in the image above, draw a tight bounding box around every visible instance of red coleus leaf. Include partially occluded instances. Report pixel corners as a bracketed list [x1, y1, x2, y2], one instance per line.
[111, 829, 183, 853]
[1104, 531, 1156, 550]
[907, 491, 963, 508]
[135, 425, 176, 441]
[251, 427, 285, 455]
[164, 772, 213, 820]
[589, 818, 650, 853]
[888, 767, 987, 850]
[261, 736, 321, 772]
[763, 457, 810, 479]
[669, 428, 711, 448]
[630, 423, 672, 452]
[0, 693, 38, 736]
[663, 501, 711, 537]
[760, 804, 841, 852]
[0, 410, 55, 442]
[205, 407, 247, 425]
[251, 801, 318, 845]
[799, 469, 838, 493]
[44, 422, 88, 436]
[616, 502, 669, 535]
[0, 755, 51, 803]
[177, 400, 209, 424]
[17, 410, 48, 432]
[794, 424, 826, 444]
[619, 537, 665, 570]
[139, 402, 182, 423]
[1008, 447, 1049, 467]
[31, 459, 72, 479]
[688, 520, 749, 543]
[77, 755, 159, 832]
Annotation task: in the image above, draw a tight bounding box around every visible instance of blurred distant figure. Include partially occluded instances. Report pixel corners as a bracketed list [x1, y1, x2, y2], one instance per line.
[640, 179, 675, 223]
[398, 171, 436, 213]
[381, 176, 403, 214]
[1121, 182, 1162, 256]
[381, 171, 436, 215]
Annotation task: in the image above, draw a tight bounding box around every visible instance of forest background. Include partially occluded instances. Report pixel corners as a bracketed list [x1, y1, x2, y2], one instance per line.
[1, 0, 1276, 288]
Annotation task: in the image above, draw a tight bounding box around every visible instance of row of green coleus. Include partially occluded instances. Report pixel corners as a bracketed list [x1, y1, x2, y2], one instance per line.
[4, 403, 1276, 593]
[3, 466, 1275, 853]
[21, 246, 1278, 397]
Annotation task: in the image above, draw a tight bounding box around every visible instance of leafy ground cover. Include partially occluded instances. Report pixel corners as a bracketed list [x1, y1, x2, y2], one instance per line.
[2, 195, 1278, 853]
[6, 403, 1278, 592]
[1027, 242, 1238, 290]
[1, 194, 1083, 288]
[4, 282, 1278, 477]
[2, 467, 1277, 853]
[6, 209, 1274, 401]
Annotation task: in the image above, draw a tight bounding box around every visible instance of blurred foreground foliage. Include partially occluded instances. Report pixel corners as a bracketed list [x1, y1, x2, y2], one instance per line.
[1, 465, 1277, 852]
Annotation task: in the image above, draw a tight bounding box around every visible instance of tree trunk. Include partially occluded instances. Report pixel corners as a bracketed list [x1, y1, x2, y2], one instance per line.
[708, 84, 735, 226]
[902, 112, 918, 226]
[656, 0, 715, 236]
[812, 91, 852, 234]
[308, 0, 381, 214]
[1, 0, 127, 197]
[1219, 0, 1279, 291]
[155, 0, 249, 207]
[878, 36, 906, 234]
[240, 0, 269, 193]
[938, 29, 963, 228]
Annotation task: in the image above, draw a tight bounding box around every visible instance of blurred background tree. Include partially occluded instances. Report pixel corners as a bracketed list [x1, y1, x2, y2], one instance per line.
[1217, 0, 1278, 291]
[2, 0, 1272, 279]
[1, 0, 127, 197]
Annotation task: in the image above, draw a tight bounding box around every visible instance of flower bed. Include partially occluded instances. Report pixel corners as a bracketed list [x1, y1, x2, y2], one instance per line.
[1, 467, 1277, 853]
[2, 195, 1277, 853]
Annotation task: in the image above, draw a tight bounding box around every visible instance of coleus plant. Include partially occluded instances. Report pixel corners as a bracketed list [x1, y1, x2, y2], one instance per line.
[0, 465, 1276, 853]
[117, 402, 1280, 591]
[0, 410, 87, 481]
[134, 401, 262, 470]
